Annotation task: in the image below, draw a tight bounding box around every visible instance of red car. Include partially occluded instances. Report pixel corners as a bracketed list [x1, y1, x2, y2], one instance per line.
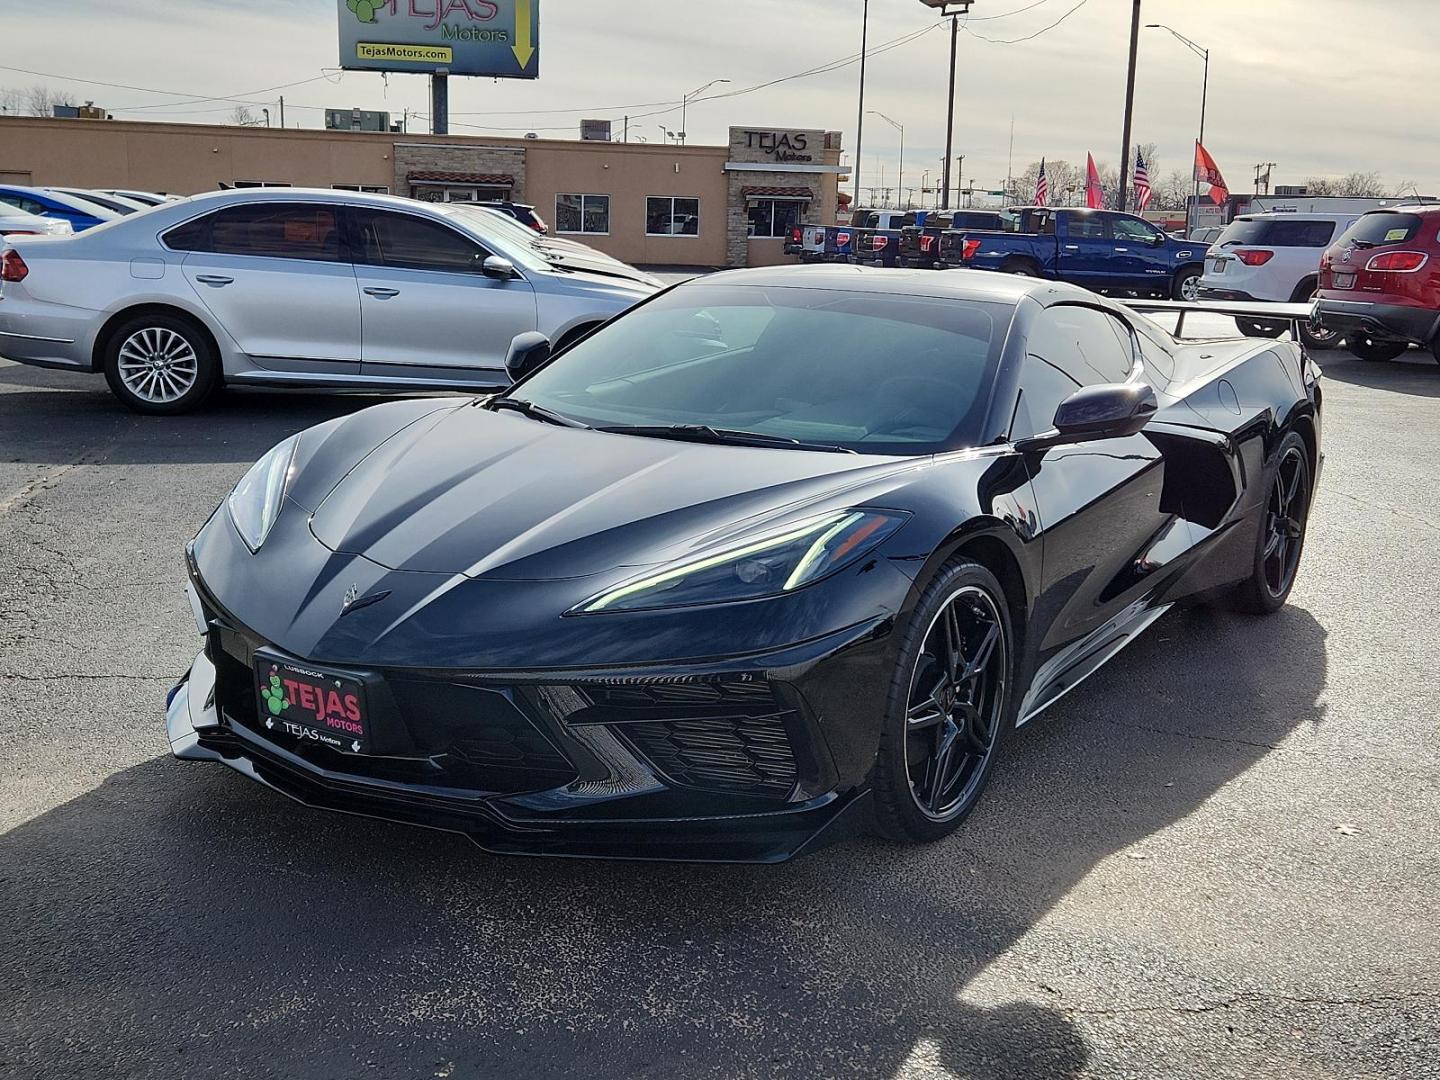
[1315, 205, 1440, 362]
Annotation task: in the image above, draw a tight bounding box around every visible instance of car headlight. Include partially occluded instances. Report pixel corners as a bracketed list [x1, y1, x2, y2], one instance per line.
[572, 508, 907, 614]
[226, 434, 299, 552]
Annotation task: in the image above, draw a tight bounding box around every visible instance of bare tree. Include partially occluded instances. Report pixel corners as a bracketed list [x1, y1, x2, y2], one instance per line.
[24, 84, 76, 117]
[1152, 169, 1192, 211]
[229, 105, 264, 127]
[1303, 171, 1388, 198]
[0, 86, 26, 116]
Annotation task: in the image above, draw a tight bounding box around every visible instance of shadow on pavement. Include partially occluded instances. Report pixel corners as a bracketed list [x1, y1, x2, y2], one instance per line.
[0, 359, 449, 467]
[1316, 347, 1440, 398]
[0, 604, 1327, 1079]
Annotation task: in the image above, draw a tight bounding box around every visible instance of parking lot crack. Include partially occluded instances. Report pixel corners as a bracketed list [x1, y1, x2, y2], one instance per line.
[1062, 987, 1440, 1018]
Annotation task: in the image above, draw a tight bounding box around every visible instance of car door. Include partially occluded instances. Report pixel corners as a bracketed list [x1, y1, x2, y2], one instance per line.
[348, 207, 538, 375]
[173, 201, 362, 371]
[1056, 212, 1115, 290]
[1111, 215, 1172, 291]
[1011, 303, 1173, 684]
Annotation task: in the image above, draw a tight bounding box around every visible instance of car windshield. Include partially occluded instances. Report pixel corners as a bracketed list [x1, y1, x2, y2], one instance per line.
[1338, 212, 1425, 247]
[1216, 217, 1339, 247]
[438, 205, 552, 271]
[515, 284, 1011, 455]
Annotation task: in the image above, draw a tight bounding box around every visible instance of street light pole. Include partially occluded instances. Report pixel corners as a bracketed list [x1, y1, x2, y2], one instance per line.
[1148, 24, 1209, 232]
[942, 14, 958, 209]
[1116, 0, 1142, 212]
[854, 0, 870, 211]
[867, 111, 904, 208]
[679, 79, 730, 146]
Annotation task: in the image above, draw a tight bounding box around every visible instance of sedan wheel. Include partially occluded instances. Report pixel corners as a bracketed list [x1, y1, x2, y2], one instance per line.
[872, 560, 1013, 842]
[103, 314, 219, 414]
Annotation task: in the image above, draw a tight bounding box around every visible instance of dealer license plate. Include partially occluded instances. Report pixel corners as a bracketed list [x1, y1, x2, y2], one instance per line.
[254, 656, 370, 753]
[1333, 272, 1356, 289]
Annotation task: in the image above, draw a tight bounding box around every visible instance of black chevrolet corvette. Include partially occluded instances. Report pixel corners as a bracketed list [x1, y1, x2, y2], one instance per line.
[167, 267, 1322, 862]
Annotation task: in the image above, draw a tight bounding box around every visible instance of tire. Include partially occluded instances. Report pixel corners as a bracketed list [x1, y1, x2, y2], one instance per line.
[871, 558, 1015, 844]
[1000, 258, 1039, 278]
[1293, 281, 1340, 351]
[1235, 317, 1287, 339]
[1228, 431, 1313, 615]
[1172, 266, 1202, 302]
[102, 312, 219, 415]
[1348, 334, 1408, 362]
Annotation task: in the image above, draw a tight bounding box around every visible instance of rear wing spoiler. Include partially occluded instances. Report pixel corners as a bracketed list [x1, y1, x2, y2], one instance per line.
[1119, 298, 1315, 341]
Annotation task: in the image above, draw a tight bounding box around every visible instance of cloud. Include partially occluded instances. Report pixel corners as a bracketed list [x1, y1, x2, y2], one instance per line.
[5, 0, 1436, 197]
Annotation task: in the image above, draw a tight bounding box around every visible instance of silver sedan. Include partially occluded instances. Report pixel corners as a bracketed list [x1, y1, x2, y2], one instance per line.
[0, 188, 659, 413]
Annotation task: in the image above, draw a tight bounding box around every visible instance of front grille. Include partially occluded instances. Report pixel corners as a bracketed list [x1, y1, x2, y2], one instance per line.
[620, 714, 798, 799]
[205, 623, 577, 796]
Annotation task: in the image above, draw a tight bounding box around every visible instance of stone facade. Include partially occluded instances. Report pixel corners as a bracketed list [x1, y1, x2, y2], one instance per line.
[392, 142, 528, 199]
[723, 126, 842, 267]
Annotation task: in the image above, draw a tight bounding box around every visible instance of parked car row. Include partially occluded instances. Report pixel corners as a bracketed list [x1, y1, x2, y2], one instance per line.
[0, 188, 658, 413]
[0, 184, 180, 232]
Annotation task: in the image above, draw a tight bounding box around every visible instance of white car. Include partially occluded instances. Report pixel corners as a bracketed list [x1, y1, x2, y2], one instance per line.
[0, 188, 659, 413]
[1197, 211, 1361, 349]
[0, 204, 73, 239]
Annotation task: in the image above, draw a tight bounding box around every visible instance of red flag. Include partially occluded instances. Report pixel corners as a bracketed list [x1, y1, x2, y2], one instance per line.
[1085, 153, 1103, 209]
[1194, 142, 1229, 206]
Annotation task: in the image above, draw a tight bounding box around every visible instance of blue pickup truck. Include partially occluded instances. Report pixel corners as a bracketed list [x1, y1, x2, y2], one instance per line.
[942, 206, 1209, 299]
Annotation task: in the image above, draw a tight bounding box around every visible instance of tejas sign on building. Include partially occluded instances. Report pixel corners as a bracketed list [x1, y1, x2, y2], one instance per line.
[338, 0, 539, 78]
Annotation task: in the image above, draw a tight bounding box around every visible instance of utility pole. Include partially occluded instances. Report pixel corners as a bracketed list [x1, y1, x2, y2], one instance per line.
[956, 156, 964, 208]
[853, 0, 870, 211]
[279, 96, 285, 128]
[430, 70, 449, 136]
[623, 115, 629, 143]
[1253, 162, 1277, 195]
[1116, 0, 1141, 211]
[1005, 115, 1014, 202]
[942, 12, 958, 209]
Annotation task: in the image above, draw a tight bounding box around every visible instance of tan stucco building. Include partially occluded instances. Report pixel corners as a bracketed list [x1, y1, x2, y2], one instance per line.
[0, 116, 844, 268]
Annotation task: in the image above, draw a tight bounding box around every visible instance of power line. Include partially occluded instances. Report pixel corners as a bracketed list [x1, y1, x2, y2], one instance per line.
[0, 65, 337, 112]
[961, 0, 1092, 44]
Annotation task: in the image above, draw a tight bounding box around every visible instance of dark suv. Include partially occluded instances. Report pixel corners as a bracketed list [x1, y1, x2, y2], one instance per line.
[479, 201, 549, 235]
[1315, 206, 1440, 362]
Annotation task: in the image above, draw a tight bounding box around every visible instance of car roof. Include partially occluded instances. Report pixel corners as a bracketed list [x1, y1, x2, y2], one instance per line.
[1230, 211, 1361, 222]
[676, 264, 1096, 306]
[0, 184, 119, 216]
[182, 187, 441, 213]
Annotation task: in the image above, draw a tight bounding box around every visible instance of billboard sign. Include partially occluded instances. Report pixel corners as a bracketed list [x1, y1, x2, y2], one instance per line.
[338, 0, 539, 78]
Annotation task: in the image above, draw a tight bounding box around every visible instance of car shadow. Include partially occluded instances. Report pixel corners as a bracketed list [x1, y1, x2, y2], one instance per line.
[1316, 347, 1440, 398]
[0, 603, 1327, 1079]
[0, 359, 460, 467]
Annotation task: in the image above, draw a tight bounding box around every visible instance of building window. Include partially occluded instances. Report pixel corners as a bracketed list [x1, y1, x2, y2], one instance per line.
[411, 184, 511, 203]
[646, 196, 700, 236]
[333, 184, 390, 194]
[747, 199, 804, 238]
[556, 193, 610, 235]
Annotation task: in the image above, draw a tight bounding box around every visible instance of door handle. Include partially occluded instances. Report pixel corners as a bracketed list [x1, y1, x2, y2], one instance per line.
[1063, 244, 1079, 250]
[1114, 247, 1130, 253]
[363, 287, 400, 299]
[194, 274, 233, 286]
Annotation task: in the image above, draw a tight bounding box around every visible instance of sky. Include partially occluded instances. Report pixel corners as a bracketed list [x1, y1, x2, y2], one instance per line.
[5, 0, 1438, 201]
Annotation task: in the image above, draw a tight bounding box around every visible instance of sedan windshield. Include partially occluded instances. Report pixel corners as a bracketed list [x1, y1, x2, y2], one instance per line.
[515, 284, 1011, 455]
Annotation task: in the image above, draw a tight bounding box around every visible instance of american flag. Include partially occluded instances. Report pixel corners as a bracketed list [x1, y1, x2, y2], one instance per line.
[1034, 158, 1049, 207]
[1133, 148, 1153, 211]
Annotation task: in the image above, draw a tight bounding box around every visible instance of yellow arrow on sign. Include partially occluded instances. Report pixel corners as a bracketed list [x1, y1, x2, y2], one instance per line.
[512, 0, 535, 70]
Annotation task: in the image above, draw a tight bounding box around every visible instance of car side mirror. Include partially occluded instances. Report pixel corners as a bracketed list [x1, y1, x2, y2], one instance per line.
[1150, 233, 1167, 247]
[481, 255, 517, 280]
[1016, 382, 1158, 451]
[504, 331, 551, 381]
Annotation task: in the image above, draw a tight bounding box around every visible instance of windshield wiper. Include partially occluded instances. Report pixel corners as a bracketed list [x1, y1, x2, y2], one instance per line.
[484, 397, 589, 428]
[596, 423, 857, 454]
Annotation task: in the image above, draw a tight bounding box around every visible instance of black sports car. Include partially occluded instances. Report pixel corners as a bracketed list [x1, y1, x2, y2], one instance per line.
[167, 267, 1322, 862]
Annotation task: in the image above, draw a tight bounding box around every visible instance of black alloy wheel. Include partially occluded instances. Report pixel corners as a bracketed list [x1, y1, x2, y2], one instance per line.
[1230, 431, 1312, 614]
[1348, 333, 1409, 362]
[1296, 285, 1340, 351]
[872, 560, 1013, 842]
[1235, 317, 1287, 339]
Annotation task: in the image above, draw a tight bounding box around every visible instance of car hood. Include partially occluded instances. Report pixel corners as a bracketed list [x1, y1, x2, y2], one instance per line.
[306, 403, 916, 581]
[538, 252, 662, 289]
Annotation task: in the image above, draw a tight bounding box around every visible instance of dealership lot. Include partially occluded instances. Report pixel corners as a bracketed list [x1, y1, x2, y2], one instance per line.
[0, 340, 1437, 1079]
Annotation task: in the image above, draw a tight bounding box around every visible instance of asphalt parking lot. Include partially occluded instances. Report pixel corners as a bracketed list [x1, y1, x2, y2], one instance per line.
[1, 336, 1437, 1080]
